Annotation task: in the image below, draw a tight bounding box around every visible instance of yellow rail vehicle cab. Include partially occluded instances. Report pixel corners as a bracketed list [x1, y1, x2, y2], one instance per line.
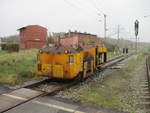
[37, 46, 84, 79]
[36, 45, 107, 79]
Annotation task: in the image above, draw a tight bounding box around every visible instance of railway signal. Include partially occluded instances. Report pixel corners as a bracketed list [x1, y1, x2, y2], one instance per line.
[104, 14, 107, 40]
[134, 20, 139, 53]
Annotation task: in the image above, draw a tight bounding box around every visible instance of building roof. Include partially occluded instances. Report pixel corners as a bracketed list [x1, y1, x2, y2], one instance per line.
[64, 32, 97, 37]
[18, 25, 47, 31]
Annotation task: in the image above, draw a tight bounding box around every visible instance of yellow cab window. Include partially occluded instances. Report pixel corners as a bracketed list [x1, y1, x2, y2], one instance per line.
[69, 55, 74, 64]
[37, 54, 40, 62]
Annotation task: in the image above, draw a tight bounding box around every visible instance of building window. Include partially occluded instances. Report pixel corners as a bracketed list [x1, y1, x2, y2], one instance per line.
[69, 55, 74, 64]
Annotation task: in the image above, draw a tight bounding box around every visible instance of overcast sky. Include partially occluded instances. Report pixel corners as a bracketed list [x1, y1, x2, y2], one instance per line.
[0, 0, 150, 42]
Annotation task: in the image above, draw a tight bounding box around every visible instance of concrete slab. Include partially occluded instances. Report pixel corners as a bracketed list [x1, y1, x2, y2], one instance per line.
[5, 95, 127, 113]
[0, 86, 11, 94]
[0, 88, 43, 112]
[9, 88, 43, 99]
[4, 97, 80, 113]
[36, 96, 78, 110]
[50, 97, 128, 113]
[0, 95, 23, 111]
[1, 91, 127, 113]
[5, 101, 60, 113]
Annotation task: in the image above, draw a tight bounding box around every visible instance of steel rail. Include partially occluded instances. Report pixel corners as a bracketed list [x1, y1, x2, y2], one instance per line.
[146, 56, 150, 89]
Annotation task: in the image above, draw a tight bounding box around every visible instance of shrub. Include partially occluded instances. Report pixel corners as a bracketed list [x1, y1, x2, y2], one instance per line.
[1, 43, 19, 52]
[1, 44, 7, 50]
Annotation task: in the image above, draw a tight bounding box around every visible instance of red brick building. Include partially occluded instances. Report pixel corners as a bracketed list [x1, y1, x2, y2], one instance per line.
[18, 25, 47, 49]
[59, 32, 102, 46]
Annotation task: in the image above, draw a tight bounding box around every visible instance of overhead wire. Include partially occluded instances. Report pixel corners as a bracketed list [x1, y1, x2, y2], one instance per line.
[82, 1, 134, 44]
[63, 0, 106, 20]
[63, 0, 82, 10]
[63, 0, 100, 33]
[63, 0, 109, 36]
[63, 0, 100, 17]
[107, 25, 130, 39]
[74, 0, 102, 14]
[87, 0, 104, 14]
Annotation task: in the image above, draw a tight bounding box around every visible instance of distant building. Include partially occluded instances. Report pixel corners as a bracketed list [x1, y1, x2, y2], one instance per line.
[59, 32, 102, 46]
[18, 25, 47, 49]
[0, 35, 19, 44]
[0, 37, 10, 44]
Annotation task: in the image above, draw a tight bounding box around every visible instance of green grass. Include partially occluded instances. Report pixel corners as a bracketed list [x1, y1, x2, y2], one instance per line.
[0, 49, 41, 86]
[0, 50, 8, 55]
[74, 84, 126, 108]
[107, 52, 121, 59]
[70, 55, 145, 113]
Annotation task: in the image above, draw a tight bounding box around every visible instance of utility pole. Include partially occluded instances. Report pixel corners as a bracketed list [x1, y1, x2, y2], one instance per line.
[104, 14, 107, 40]
[97, 13, 107, 40]
[117, 25, 120, 41]
[117, 25, 120, 54]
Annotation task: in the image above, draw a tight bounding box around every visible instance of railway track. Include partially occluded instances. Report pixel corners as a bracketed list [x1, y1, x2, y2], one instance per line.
[0, 78, 52, 95]
[0, 79, 80, 113]
[138, 56, 150, 113]
[0, 54, 131, 113]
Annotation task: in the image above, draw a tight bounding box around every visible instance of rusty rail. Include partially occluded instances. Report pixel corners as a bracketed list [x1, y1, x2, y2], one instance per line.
[146, 56, 150, 89]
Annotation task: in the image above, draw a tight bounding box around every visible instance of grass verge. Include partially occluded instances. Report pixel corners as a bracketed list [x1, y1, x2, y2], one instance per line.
[0, 50, 8, 55]
[0, 49, 41, 86]
[107, 52, 121, 59]
[66, 54, 145, 113]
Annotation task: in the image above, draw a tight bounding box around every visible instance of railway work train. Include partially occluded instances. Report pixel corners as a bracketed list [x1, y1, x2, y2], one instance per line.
[36, 32, 107, 79]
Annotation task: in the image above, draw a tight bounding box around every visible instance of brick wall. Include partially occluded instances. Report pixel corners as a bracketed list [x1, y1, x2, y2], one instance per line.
[59, 36, 79, 46]
[19, 25, 47, 49]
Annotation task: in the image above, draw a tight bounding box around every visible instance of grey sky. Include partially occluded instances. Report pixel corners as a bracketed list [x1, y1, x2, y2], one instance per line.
[0, 0, 150, 42]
